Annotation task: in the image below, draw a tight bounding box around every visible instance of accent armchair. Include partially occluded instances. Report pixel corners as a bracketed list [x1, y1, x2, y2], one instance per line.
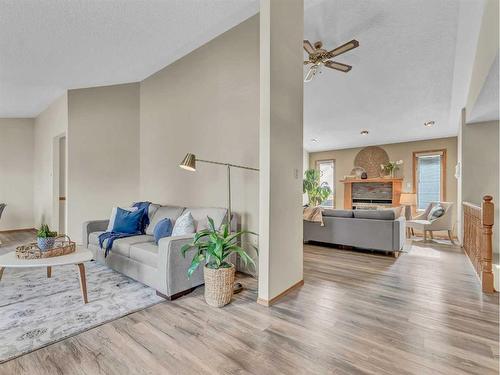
[406, 202, 454, 242]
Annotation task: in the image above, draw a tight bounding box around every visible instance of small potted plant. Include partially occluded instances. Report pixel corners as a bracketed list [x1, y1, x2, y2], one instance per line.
[181, 217, 257, 307]
[37, 224, 58, 251]
[381, 160, 403, 178]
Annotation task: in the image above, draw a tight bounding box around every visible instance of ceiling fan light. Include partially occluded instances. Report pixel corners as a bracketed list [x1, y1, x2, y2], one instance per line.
[304, 65, 318, 83]
[424, 121, 435, 127]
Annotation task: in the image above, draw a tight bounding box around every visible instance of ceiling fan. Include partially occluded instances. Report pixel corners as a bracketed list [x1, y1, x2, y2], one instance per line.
[303, 39, 359, 82]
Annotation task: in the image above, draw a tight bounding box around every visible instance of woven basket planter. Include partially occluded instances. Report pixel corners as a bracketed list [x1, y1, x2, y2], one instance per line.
[204, 264, 235, 307]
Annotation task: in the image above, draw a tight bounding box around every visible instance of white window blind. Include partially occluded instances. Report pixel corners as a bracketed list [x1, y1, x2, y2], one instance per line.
[416, 154, 442, 210]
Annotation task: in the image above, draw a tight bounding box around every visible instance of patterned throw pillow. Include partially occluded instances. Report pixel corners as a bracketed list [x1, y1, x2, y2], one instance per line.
[428, 205, 445, 221]
[171, 212, 195, 236]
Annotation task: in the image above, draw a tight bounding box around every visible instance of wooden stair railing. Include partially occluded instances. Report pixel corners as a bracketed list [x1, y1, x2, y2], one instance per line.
[463, 196, 495, 293]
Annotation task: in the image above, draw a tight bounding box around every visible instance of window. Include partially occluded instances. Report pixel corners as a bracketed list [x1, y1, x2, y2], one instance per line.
[316, 160, 335, 207]
[413, 150, 446, 210]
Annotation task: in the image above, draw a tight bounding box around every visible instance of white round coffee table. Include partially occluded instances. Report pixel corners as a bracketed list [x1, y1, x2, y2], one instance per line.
[0, 247, 93, 303]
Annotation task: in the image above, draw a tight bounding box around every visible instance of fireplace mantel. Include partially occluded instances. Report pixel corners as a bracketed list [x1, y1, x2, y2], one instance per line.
[340, 178, 403, 209]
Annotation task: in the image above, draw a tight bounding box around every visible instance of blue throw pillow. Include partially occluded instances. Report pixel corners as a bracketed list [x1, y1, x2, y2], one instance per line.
[112, 207, 145, 234]
[153, 218, 173, 244]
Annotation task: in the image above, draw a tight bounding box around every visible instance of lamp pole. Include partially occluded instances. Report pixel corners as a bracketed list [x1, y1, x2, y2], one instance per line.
[189, 157, 259, 229]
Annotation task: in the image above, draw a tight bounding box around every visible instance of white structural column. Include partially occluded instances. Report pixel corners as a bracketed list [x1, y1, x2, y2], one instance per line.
[258, 0, 304, 305]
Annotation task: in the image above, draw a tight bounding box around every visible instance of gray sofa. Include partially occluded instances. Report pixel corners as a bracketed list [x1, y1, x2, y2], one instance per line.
[83, 205, 235, 300]
[303, 208, 405, 255]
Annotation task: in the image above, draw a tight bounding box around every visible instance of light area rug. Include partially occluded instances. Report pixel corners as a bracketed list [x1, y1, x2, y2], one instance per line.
[0, 260, 163, 363]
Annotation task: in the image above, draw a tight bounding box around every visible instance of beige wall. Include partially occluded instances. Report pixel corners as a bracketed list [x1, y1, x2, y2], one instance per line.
[258, 0, 304, 301]
[140, 16, 259, 271]
[0, 118, 35, 230]
[34, 93, 68, 230]
[67, 83, 140, 243]
[462, 120, 499, 254]
[310, 137, 459, 228]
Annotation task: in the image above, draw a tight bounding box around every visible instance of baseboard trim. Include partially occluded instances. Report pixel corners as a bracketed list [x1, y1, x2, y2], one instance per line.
[257, 279, 304, 307]
[0, 228, 35, 233]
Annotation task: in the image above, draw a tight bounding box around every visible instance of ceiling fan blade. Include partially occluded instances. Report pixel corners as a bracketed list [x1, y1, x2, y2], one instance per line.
[327, 39, 359, 58]
[303, 40, 316, 54]
[325, 61, 352, 72]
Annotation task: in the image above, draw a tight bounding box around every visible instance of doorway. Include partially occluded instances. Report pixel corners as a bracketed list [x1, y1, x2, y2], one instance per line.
[52, 133, 66, 235]
[58, 136, 66, 234]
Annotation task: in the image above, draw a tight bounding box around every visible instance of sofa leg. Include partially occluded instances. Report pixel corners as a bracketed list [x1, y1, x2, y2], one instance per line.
[391, 251, 400, 258]
[156, 287, 197, 301]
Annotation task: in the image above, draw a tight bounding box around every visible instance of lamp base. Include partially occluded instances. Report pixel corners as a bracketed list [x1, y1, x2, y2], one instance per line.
[233, 282, 243, 294]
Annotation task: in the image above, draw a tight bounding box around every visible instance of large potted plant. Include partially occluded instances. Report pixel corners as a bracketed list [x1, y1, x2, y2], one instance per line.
[37, 224, 58, 251]
[181, 217, 257, 307]
[303, 169, 332, 207]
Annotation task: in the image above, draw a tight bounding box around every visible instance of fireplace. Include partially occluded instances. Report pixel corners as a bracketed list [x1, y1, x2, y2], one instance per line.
[341, 178, 403, 209]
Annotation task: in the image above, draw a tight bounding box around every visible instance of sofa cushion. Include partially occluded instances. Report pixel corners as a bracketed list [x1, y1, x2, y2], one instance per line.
[186, 207, 227, 231]
[146, 205, 185, 235]
[322, 209, 353, 218]
[129, 242, 159, 268]
[88, 231, 154, 257]
[353, 209, 396, 220]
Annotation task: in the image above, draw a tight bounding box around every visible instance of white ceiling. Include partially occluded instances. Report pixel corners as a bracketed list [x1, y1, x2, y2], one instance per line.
[468, 53, 499, 124]
[303, 0, 484, 151]
[0, 0, 258, 117]
[0, 0, 487, 151]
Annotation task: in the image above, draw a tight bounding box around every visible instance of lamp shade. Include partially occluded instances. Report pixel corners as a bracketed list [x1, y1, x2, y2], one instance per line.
[179, 153, 196, 171]
[399, 192, 416, 205]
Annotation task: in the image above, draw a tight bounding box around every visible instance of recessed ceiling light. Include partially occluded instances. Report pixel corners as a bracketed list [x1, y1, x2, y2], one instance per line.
[424, 121, 435, 127]
[360, 130, 369, 135]
[311, 138, 319, 143]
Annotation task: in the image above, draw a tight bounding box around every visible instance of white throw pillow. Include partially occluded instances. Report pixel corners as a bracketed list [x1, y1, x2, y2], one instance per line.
[171, 212, 195, 236]
[107, 206, 138, 232]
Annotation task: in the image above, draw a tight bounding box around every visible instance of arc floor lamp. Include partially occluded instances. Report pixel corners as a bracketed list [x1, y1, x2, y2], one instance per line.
[179, 153, 259, 228]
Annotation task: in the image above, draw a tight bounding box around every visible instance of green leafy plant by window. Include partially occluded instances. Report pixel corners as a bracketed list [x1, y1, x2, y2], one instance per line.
[180, 217, 257, 278]
[303, 169, 332, 207]
[36, 224, 57, 238]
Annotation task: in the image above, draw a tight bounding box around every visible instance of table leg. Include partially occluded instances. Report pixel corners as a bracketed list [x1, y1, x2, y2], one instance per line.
[76, 263, 88, 304]
[0, 267, 4, 282]
[47, 266, 52, 278]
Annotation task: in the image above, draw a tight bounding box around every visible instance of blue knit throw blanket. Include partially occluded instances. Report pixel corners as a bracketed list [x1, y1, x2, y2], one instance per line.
[98, 201, 151, 257]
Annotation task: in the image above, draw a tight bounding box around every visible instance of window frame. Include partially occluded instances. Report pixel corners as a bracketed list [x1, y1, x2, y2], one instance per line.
[315, 159, 336, 208]
[412, 149, 447, 211]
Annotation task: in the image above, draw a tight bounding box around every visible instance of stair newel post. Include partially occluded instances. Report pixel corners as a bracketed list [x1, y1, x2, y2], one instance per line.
[481, 195, 495, 293]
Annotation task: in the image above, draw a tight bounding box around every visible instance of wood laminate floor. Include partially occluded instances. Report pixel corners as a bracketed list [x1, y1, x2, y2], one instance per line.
[0, 232, 498, 374]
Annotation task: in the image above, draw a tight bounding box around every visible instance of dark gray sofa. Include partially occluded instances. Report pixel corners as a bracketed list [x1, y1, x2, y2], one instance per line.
[303, 208, 405, 254]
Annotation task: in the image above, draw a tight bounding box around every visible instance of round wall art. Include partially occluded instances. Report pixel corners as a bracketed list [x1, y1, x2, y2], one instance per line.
[353, 146, 389, 178]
